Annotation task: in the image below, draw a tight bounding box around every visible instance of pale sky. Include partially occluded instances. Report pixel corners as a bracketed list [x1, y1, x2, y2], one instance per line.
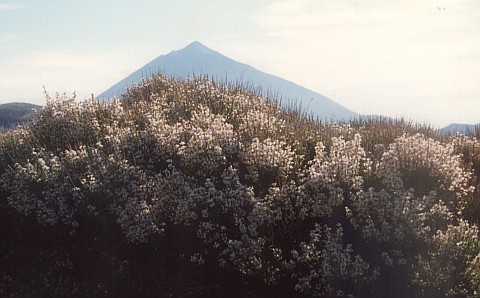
[0, 0, 479, 128]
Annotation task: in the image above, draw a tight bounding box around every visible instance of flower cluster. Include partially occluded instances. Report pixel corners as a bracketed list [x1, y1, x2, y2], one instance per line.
[1, 74, 479, 297]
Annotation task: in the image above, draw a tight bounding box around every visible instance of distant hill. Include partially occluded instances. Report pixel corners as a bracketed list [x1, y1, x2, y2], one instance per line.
[438, 123, 478, 135]
[98, 41, 358, 121]
[0, 102, 41, 129]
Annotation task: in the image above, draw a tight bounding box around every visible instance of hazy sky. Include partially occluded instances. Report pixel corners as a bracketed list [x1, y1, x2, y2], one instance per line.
[0, 0, 479, 127]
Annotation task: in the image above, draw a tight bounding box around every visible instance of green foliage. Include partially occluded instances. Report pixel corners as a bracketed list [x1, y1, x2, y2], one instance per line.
[0, 74, 479, 297]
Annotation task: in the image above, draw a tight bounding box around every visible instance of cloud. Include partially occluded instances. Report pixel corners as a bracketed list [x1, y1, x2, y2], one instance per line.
[18, 47, 147, 76]
[0, 47, 148, 103]
[241, 0, 480, 126]
[0, 2, 24, 12]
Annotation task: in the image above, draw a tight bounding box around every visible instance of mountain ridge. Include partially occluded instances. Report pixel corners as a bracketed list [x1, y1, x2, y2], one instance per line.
[438, 123, 478, 135]
[0, 102, 41, 129]
[98, 41, 358, 121]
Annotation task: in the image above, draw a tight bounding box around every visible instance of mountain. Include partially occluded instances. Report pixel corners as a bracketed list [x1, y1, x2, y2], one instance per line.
[98, 41, 357, 121]
[0, 102, 41, 129]
[438, 123, 478, 135]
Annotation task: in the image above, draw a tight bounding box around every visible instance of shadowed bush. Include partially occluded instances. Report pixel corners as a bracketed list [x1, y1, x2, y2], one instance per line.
[0, 74, 479, 297]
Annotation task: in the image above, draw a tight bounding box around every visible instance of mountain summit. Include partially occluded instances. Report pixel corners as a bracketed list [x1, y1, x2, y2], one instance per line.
[181, 41, 214, 54]
[98, 41, 357, 121]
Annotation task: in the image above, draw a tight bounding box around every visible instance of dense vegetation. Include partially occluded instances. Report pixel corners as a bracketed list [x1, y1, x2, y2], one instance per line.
[1, 75, 479, 297]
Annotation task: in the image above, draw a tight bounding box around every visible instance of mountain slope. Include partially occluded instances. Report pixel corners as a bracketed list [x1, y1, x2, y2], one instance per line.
[438, 123, 478, 135]
[98, 41, 357, 121]
[0, 102, 41, 129]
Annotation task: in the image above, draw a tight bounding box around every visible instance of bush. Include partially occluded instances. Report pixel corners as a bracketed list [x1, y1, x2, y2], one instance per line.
[1, 74, 479, 297]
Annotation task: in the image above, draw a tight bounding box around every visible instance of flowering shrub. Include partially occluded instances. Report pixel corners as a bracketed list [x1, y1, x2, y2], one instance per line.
[0, 74, 479, 297]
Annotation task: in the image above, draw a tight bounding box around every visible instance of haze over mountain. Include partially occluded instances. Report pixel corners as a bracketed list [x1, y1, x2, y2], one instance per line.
[98, 41, 358, 121]
[0, 42, 470, 132]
